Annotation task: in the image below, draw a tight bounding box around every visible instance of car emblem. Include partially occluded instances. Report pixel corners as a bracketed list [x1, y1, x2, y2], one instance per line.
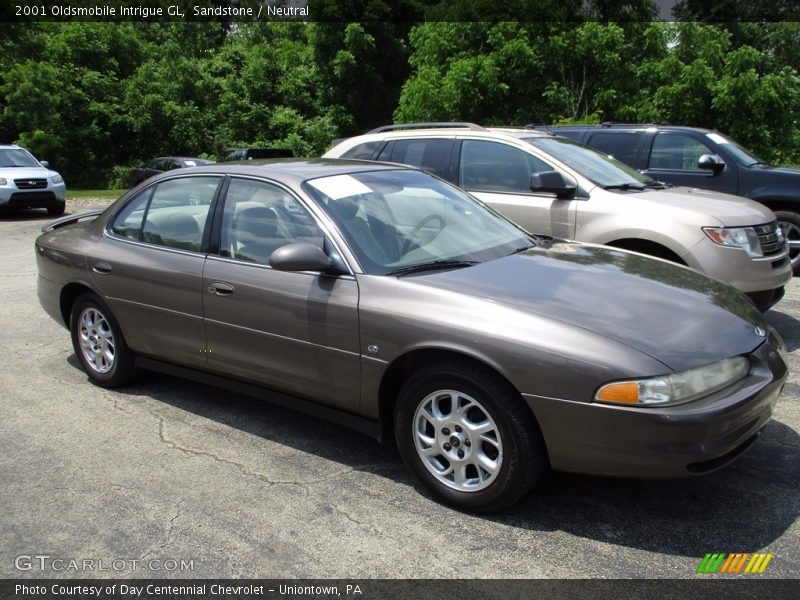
[754, 326, 766, 337]
[28, 181, 36, 185]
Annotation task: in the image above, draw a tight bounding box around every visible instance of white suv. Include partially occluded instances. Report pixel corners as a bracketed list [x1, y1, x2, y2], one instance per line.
[324, 123, 792, 311]
[0, 144, 66, 216]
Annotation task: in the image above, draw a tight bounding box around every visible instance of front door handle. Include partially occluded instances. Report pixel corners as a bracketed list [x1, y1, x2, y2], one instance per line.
[208, 282, 235, 296]
[92, 262, 112, 274]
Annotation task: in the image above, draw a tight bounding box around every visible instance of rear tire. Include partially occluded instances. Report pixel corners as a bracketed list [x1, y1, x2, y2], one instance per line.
[395, 359, 546, 512]
[775, 210, 800, 275]
[70, 293, 138, 388]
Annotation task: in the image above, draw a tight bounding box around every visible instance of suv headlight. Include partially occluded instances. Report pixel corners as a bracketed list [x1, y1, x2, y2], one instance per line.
[0, 178, 7, 186]
[50, 174, 64, 184]
[703, 226, 762, 257]
[595, 356, 749, 407]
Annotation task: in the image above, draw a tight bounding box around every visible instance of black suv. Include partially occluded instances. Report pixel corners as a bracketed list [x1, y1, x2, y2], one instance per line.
[540, 124, 800, 273]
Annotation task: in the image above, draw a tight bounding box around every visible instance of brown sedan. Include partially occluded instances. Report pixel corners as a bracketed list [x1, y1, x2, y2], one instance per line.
[36, 161, 788, 511]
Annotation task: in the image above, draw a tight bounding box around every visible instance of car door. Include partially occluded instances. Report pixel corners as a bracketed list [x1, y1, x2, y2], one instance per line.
[642, 131, 738, 194]
[456, 138, 576, 238]
[202, 177, 362, 413]
[93, 175, 222, 368]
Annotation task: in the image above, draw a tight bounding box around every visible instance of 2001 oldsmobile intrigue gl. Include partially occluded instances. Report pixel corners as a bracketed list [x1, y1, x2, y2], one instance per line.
[36, 160, 788, 511]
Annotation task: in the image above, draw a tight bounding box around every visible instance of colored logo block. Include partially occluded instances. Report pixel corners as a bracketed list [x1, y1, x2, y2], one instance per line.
[696, 553, 774, 574]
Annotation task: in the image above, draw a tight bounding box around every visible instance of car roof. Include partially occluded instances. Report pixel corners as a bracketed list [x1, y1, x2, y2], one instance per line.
[160, 158, 407, 186]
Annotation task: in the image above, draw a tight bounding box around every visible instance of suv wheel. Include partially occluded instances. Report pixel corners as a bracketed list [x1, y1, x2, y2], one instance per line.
[775, 210, 800, 275]
[395, 359, 546, 512]
[47, 202, 66, 216]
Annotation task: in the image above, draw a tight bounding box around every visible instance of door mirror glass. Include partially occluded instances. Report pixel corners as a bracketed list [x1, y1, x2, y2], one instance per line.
[269, 242, 332, 272]
[698, 154, 725, 175]
[530, 171, 576, 199]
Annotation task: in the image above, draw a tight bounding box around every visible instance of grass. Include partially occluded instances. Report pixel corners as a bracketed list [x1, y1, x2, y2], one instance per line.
[68, 189, 125, 200]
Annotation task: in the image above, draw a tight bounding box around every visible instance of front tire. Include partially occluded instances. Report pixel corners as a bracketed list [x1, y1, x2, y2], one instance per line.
[775, 210, 800, 275]
[70, 293, 138, 387]
[47, 202, 66, 216]
[395, 359, 546, 512]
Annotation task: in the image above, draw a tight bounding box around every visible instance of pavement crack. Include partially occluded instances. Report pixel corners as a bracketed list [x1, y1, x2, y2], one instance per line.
[140, 498, 186, 561]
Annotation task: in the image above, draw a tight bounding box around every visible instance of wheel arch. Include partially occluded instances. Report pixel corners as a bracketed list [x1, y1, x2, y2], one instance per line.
[605, 238, 686, 265]
[59, 282, 97, 327]
[377, 347, 526, 444]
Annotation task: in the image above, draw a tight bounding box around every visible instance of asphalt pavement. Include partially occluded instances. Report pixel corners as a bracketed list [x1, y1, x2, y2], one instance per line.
[1, 204, 798, 579]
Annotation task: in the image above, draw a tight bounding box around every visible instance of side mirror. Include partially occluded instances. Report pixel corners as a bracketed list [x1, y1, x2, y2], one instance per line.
[40, 160, 49, 168]
[530, 171, 576, 199]
[269, 242, 332, 272]
[698, 154, 725, 175]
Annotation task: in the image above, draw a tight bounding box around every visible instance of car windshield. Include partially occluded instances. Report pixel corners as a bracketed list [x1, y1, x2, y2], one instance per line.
[704, 132, 766, 167]
[523, 136, 657, 189]
[303, 169, 533, 276]
[0, 148, 40, 168]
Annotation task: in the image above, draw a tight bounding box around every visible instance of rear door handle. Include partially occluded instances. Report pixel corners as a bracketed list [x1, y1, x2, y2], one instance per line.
[92, 262, 112, 274]
[208, 282, 234, 296]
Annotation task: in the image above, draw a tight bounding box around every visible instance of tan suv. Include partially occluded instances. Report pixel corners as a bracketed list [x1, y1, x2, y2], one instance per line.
[324, 123, 792, 311]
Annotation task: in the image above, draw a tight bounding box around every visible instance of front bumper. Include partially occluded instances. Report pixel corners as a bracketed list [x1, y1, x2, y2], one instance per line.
[0, 182, 66, 209]
[682, 236, 792, 296]
[524, 336, 788, 478]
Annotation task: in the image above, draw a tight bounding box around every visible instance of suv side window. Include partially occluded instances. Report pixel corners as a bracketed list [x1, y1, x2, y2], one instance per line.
[140, 177, 221, 252]
[389, 139, 452, 179]
[649, 133, 714, 170]
[586, 132, 643, 167]
[341, 141, 382, 160]
[459, 140, 552, 193]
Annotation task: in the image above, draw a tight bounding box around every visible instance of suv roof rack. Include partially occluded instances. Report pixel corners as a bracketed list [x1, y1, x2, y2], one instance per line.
[367, 122, 486, 134]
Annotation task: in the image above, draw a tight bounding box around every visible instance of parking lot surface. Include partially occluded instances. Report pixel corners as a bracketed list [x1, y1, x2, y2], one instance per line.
[1, 205, 798, 579]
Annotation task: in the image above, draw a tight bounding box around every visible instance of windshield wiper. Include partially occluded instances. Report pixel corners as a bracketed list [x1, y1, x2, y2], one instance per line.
[748, 161, 769, 168]
[602, 183, 646, 191]
[386, 259, 478, 277]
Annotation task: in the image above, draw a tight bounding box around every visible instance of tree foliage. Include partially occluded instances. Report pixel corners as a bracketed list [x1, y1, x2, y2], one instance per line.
[2, 17, 800, 187]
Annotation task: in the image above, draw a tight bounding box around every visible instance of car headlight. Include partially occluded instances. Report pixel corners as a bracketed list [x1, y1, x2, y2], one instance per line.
[0, 178, 7, 186]
[50, 174, 64, 184]
[595, 356, 749, 407]
[703, 226, 762, 257]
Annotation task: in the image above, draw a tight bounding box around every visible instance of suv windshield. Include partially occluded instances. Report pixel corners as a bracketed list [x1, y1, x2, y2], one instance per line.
[0, 148, 40, 168]
[523, 136, 657, 189]
[304, 169, 533, 276]
[705, 132, 766, 167]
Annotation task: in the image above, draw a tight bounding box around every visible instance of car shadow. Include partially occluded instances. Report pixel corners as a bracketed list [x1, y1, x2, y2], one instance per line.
[65, 355, 800, 559]
[0, 208, 57, 221]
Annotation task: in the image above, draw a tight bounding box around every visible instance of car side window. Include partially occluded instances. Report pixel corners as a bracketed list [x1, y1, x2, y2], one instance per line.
[110, 189, 151, 240]
[139, 177, 220, 252]
[389, 139, 452, 179]
[219, 179, 324, 265]
[459, 140, 553, 193]
[586, 132, 643, 167]
[649, 133, 714, 170]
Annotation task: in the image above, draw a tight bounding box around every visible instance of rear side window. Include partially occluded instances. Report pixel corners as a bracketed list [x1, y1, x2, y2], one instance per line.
[110, 190, 151, 240]
[111, 180, 218, 246]
[649, 133, 715, 170]
[389, 139, 452, 179]
[586, 132, 643, 167]
[341, 141, 382, 160]
[459, 140, 553, 193]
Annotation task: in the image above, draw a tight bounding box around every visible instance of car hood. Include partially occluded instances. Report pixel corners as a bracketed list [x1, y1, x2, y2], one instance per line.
[628, 186, 775, 226]
[414, 241, 767, 372]
[0, 166, 57, 180]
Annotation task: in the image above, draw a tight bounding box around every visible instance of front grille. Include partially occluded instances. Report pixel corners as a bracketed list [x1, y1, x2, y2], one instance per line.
[14, 178, 47, 189]
[754, 222, 785, 257]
